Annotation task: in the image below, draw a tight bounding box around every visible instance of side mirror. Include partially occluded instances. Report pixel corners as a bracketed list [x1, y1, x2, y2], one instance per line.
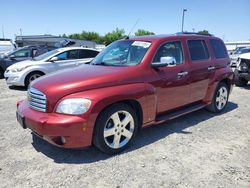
[152, 56, 177, 68]
[9, 54, 16, 60]
[50, 56, 59, 62]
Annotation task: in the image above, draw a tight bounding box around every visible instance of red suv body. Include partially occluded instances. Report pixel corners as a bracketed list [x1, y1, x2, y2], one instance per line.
[16, 34, 234, 154]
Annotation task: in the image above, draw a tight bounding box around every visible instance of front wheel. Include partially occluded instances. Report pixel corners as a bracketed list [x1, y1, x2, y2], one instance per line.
[206, 82, 229, 113]
[93, 103, 138, 154]
[234, 69, 248, 87]
[25, 72, 44, 87]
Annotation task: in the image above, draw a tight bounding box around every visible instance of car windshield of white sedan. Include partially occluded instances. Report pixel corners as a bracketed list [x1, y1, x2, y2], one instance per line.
[33, 49, 60, 61]
[91, 40, 151, 66]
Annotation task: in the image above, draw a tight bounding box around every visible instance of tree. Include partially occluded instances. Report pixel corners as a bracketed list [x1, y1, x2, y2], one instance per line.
[103, 28, 126, 45]
[134, 29, 155, 36]
[198, 30, 210, 35]
[68, 31, 102, 43]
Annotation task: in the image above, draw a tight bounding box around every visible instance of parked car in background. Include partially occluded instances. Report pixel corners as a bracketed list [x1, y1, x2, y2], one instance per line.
[230, 47, 250, 67]
[0, 45, 55, 78]
[0, 39, 16, 55]
[16, 33, 234, 154]
[234, 52, 250, 86]
[4, 47, 99, 87]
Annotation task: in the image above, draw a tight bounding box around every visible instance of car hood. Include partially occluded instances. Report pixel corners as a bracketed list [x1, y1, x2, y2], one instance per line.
[229, 54, 239, 59]
[7, 60, 44, 70]
[239, 52, 250, 60]
[31, 64, 143, 110]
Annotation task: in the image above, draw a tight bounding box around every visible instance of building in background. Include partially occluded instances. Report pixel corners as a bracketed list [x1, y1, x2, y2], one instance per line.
[225, 41, 250, 53]
[15, 35, 97, 49]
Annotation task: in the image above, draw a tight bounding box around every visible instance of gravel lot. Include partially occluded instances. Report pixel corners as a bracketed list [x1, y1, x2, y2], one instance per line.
[0, 79, 250, 188]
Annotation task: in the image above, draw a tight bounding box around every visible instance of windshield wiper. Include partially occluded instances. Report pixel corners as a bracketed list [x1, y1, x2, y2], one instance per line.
[92, 61, 111, 66]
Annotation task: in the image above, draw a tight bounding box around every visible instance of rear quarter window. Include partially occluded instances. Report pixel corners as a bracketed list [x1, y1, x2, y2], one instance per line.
[187, 40, 210, 61]
[79, 50, 99, 58]
[210, 39, 228, 59]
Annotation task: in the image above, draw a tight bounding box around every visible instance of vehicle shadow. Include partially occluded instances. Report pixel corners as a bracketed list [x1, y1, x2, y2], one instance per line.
[242, 83, 250, 90]
[31, 102, 238, 164]
[8, 85, 27, 91]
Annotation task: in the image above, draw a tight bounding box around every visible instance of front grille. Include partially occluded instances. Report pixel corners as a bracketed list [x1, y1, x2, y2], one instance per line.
[28, 87, 47, 112]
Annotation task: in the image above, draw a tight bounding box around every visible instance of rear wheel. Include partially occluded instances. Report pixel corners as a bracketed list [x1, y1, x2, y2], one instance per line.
[206, 82, 229, 113]
[93, 103, 138, 154]
[234, 69, 248, 87]
[25, 71, 44, 87]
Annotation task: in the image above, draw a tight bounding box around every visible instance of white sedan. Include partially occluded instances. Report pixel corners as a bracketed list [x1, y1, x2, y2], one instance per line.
[4, 47, 99, 87]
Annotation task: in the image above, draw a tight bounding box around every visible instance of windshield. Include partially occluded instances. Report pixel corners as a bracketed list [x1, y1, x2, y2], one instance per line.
[91, 40, 151, 66]
[234, 48, 250, 55]
[33, 49, 59, 61]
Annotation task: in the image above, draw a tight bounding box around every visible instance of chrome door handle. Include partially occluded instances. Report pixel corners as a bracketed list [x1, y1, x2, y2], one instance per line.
[177, 71, 188, 77]
[208, 66, 215, 71]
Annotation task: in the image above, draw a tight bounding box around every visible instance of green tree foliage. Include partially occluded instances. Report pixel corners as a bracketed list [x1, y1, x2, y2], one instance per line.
[134, 29, 155, 36]
[65, 28, 155, 45]
[68, 31, 102, 43]
[103, 28, 126, 45]
[198, 30, 210, 35]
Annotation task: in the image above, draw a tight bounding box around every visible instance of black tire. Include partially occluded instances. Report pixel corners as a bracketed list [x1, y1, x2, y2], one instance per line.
[234, 69, 248, 87]
[25, 71, 44, 87]
[93, 103, 138, 154]
[0, 67, 4, 79]
[206, 82, 229, 113]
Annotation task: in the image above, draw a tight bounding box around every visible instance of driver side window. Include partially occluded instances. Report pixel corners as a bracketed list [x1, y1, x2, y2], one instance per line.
[153, 41, 184, 65]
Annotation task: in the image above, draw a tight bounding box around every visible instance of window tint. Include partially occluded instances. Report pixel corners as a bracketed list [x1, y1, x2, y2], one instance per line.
[187, 40, 209, 61]
[210, 39, 228, 59]
[79, 50, 99, 58]
[13, 49, 31, 58]
[153, 41, 184, 64]
[34, 48, 48, 57]
[56, 50, 79, 60]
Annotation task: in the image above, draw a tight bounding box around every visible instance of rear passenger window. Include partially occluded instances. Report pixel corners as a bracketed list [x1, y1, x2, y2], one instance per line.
[79, 50, 99, 58]
[210, 39, 228, 59]
[153, 41, 184, 64]
[187, 40, 209, 61]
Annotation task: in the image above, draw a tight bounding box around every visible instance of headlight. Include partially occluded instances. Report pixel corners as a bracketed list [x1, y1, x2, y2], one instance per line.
[56, 98, 91, 115]
[11, 65, 31, 72]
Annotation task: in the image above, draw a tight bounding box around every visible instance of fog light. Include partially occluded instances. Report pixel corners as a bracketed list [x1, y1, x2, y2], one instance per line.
[61, 136, 66, 144]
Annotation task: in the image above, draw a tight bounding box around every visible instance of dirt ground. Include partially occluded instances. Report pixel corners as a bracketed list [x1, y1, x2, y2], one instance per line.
[0, 79, 249, 188]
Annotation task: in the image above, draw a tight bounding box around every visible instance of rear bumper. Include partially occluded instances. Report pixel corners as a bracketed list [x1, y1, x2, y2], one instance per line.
[17, 100, 94, 148]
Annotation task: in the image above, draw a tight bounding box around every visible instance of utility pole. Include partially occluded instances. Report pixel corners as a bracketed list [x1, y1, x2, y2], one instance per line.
[20, 28, 23, 37]
[181, 9, 187, 32]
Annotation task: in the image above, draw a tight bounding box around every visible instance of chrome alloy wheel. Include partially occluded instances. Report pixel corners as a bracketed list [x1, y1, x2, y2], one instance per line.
[215, 86, 228, 110]
[29, 74, 41, 83]
[103, 110, 135, 149]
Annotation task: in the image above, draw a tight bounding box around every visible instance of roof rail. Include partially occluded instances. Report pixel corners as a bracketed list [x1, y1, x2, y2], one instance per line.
[176, 32, 213, 36]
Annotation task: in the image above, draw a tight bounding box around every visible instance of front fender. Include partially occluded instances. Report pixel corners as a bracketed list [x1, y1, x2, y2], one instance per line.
[55, 83, 156, 128]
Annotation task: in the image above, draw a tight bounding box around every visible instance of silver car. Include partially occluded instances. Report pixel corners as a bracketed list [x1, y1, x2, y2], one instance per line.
[4, 47, 99, 87]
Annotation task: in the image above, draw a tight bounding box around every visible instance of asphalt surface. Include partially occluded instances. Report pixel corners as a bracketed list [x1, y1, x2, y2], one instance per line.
[0, 79, 249, 188]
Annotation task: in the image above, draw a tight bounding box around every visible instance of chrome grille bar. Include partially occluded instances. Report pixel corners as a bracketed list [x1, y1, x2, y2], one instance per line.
[28, 87, 47, 112]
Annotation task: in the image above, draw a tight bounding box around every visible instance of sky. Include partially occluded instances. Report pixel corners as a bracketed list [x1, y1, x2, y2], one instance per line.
[1, 0, 250, 42]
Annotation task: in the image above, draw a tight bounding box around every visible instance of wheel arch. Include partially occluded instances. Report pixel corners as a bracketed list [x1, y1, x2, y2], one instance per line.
[96, 99, 143, 129]
[24, 70, 46, 87]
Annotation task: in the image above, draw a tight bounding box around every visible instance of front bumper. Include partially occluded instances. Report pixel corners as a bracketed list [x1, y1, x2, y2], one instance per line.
[17, 100, 94, 148]
[4, 70, 25, 86]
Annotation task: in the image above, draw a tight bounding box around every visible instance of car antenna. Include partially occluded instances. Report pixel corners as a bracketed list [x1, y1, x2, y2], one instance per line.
[125, 18, 140, 39]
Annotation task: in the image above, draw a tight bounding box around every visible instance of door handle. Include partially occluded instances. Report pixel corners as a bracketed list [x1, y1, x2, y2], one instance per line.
[208, 66, 215, 71]
[177, 71, 188, 78]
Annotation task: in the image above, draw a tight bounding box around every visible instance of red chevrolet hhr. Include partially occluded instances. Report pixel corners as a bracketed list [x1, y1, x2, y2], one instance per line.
[16, 33, 234, 154]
